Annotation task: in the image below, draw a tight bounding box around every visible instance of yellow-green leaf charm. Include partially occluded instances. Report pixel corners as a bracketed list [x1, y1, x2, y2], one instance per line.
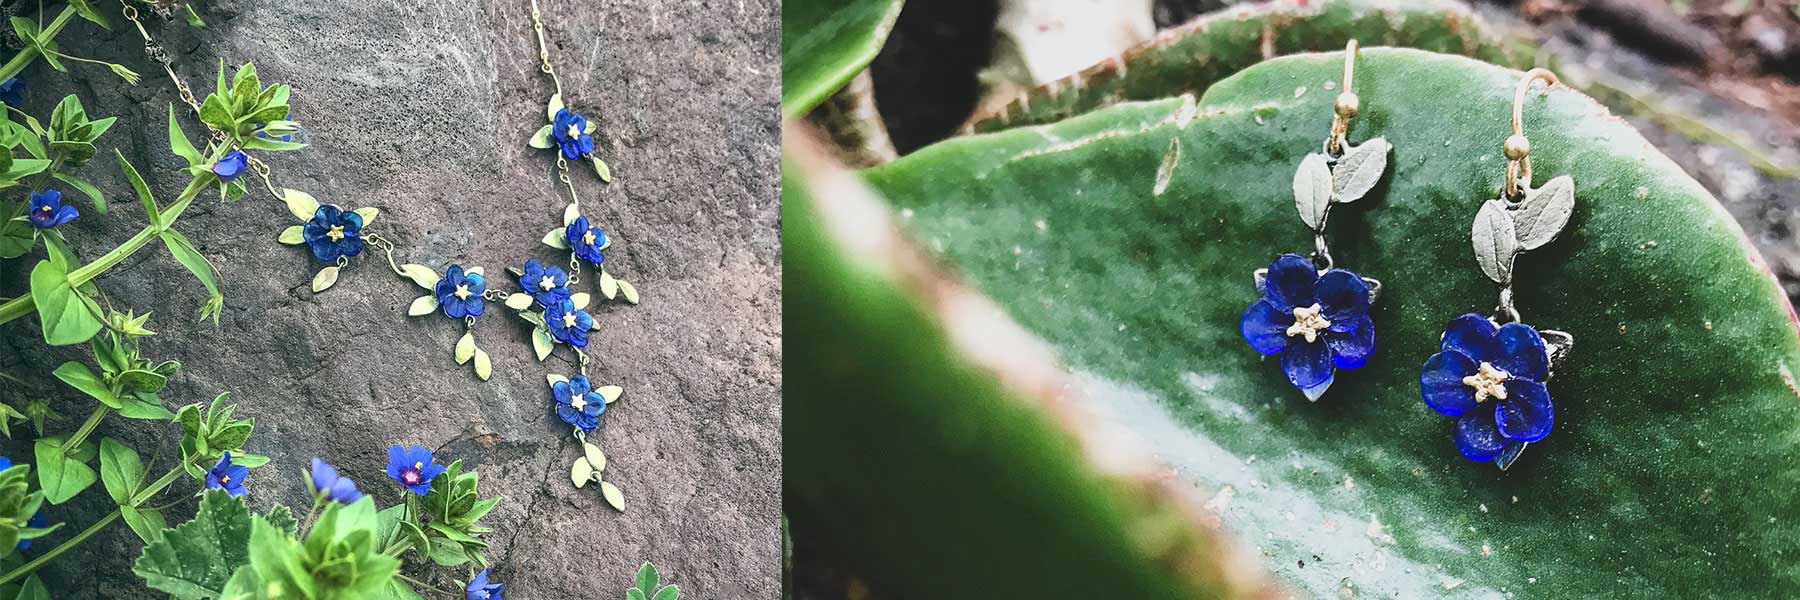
[454, 332, 475, 365]
[528, 124, 553, 149]
[532, 327, 554, 361]
[399, 264, 439, 289]
[407, 295, 438, 316]
[504, 293, 535, 311]
[310, 266, 338, 292]
[571, 456, 593, 488]
[600, 481, 624, 512]
[541, 228, 568, 249]
[600, 270, 618, 300]
[618, 279, 639, 305]
[283, 189, 320, 221]
[570, 292, 591, 310]
[473, 348, 492, 380]
[352, 207, 379, 225]
[278, 226, 305, 245]
[583, 441, 606, 472]
[597, 385, 622, 403]
[563, 203, 580, 227]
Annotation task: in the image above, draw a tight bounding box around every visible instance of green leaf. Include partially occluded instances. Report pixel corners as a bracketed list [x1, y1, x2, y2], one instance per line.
[30, 258, 103, 346]
[11, 576, 46, 600]
[51, 361, 120, 408]
[780, 0, 904, 119]
[278, 226, 305, 245]
[34, 439, 96, 504]
[600, 481, 624, 512]
[99, 437, 145, 505]
[528, 124, 553, 149]
[541, 227, 568, 249]
[652, 585, 679, 600]
[160, 228, 225, 323]
[117, 392, 176, 421]
[121, 506, 168, 544]
[455, 332, 475, 365]
[0, 220, 32, 259]
[67, 0, 110, 29]
[591, 155, 612, 182]
[51, 173, 105, 214]
[399, 264, 440, 289]
[617, 279, 640, 305]
[117, 150, 161, 227]
[636, 561, 659, 593]
[311, 266, 339, 293]
[599, 270, 618, 299]
[407, 295, 439, 316]
[532, 327, 554, 360]
[846, 48, 1800, 597]
[627, 590, 647, 600]
[134, 490, 255, 599]
[115, 369, 168, 395]
[167, 105, 202, 167]
[264, 505, 297, 536]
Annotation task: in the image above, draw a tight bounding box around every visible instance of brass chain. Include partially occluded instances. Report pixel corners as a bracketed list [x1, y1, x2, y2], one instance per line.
[362, 232, 407, 277]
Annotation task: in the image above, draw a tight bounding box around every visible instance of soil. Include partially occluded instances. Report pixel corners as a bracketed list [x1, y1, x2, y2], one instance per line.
[0, 0, 781, 596]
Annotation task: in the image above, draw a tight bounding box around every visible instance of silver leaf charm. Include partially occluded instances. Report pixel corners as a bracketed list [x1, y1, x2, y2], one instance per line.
[1512, 175, 1575, 250]
[1293, 153, 1332, 231]
[1330, 137, 1390, 204]
[1472, 199, 1518, 285]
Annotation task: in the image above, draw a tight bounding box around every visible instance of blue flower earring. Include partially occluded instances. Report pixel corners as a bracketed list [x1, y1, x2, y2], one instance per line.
[1419, 69, 1576, 470]
[1240, 40, 1390, 401]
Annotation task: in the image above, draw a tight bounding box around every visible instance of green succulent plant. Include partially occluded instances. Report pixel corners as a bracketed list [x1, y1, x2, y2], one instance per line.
[791, 47, 1800, 597]
[780, 0, 903, 119]
[417, 460, 500, 567]
[229, 496, 401, 599]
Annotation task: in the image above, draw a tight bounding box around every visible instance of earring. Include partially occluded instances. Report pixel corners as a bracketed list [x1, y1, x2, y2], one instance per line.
[1419, 68, 1576, 470]
[1240, 40, 1389, 401]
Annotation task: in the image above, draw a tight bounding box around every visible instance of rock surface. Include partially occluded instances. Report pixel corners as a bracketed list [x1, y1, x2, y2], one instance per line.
[0, 0, 781, 596]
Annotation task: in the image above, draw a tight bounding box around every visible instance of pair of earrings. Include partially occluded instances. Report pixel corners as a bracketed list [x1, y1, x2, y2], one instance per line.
[1239, 41, 1577, 470]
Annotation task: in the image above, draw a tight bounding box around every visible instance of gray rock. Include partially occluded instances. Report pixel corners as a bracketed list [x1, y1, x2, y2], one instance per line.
[0, 0, 780, 596]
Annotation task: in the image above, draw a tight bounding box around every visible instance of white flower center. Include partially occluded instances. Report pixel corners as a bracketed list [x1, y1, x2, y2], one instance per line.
[1284, 303, 1332, 343]
[326, 224, 345, 242]
[583, 230, 596, 246]
[539, 275, 557, 290]
[571, 397, 586, 410]
[1463, 361, 1510, 404]
[567, 124, 583, 139]
[454, 284, 471, 300]
[562, 312, 578, 328]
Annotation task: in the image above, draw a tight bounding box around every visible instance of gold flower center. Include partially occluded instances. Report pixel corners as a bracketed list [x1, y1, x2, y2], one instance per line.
[583, 230, 596, 246]
[454, 284, 471, 300]
[539, 275, 557, 291]
[567, 124, 583, 140]
[39, 205, 51, 212]
[326, 224, 345, 242]
[1284, 303, 1332, 343]
[1463, 362, 1511, 404]
[562, 312, 578, 328]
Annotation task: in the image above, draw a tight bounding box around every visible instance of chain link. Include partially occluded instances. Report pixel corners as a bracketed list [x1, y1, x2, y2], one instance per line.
[127, 4, 277, 199]
[362, 232, 407, 278]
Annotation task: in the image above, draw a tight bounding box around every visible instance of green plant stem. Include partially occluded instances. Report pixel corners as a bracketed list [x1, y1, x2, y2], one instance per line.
[0, 146, 226, 326]
[0, 6, 79, 83]
[58, 405, 109, 455]
[0, 461, 191, 586]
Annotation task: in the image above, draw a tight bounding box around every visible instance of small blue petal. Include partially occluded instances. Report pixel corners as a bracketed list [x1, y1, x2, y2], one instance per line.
[1496, 378, 1554, 442]
[1440, 314, 1499, 362]
[1279, 338, 1332, 389]
[1325, 315, 1374, 369]
[1420, 351, 1479, 417]
[1263, 254, 1318, 311]
[1493, 323, 1548, 382]
[1314, 270, 1370, 331]
[1454, 412, 1506, 461]
[1239, 298, 1292, 356]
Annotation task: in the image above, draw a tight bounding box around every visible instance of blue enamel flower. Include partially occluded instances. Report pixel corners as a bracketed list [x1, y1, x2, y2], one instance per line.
[466, 568, 504, 600]
[308, 457, 363, 504]
[385, 444, 447, 496]
[0, 78, 24, 106]
[301, 205, 365, 262]
[518, 260, 570, 306]
[26, 189, 77, 229]
[1239, 254, 1375, 396]
[544, 297, 594, 348]
[552, 375, 607, 431]
[212, 150, 250, 181]
[564, 215, 607, 266]
[205, 451, 248, 497]
[436, 265, 487, 319]
[551, 108, 596, 161]
[1420, 315, 1554, 462]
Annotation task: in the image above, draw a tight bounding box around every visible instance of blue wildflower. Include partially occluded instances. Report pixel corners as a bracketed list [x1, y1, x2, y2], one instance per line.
[564, 215, 607, 266]
[212, 150, 250, 181]
[466, 568, 504, 600]
[308, 457, 363, 504]
[436, 265, 488, 319]
[385, 444, 446, 496]
[1239, 254, 1375, 398]
[1420, 315, 1555, 462]
[551, 375, 607, 431]
[544, 297, 594, 348]
[26, 190, 77, 229]
[550, 108, 595, 161]
[0, 78, 23, 106]
[205, 451, 248, 497]
[518, 260, 570, 306]
[301, 205, 365, 262]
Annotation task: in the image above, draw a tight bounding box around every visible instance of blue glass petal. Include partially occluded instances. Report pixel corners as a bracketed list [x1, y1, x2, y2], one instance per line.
[1239, 299, 1292, 356]
[1279, 338, 1332, 389]
[337, 236, 365, 258]
[1440, 314, 1499, 361]
[1496, 378, 1554, 442]
[1314, 270, 1369, 331]
[1263, 254, 1318, 310]
[1325, 315, 1374, 369]
[1454, 412, 1506, 461]
[1420, 350, 1479, 417]
[1493, 323, 1549, 382]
